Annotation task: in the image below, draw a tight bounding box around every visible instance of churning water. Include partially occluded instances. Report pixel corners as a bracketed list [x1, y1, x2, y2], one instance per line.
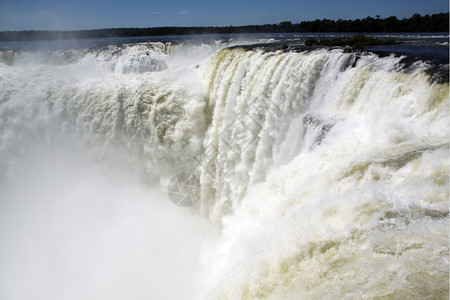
[0, 33, 448, 299]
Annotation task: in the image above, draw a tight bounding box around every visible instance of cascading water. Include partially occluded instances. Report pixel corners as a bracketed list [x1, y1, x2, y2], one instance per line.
[198, 47, 448, 299]
[0, 35, 448, 299]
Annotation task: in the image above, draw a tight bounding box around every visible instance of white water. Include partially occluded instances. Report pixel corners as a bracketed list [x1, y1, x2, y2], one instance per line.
[0, 40, 448, 299]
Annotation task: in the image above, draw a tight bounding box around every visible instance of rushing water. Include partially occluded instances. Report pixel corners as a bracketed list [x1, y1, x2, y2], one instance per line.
[0, 33, 448, 299]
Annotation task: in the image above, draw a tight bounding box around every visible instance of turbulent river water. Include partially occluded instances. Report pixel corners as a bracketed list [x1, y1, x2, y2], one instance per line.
[0, 33, 448, 299]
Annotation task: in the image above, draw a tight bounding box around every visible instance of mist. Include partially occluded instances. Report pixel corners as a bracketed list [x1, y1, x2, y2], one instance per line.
[0, 146, 219, 300]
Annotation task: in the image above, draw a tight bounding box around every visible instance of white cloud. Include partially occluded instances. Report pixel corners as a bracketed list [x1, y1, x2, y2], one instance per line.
[150, 10, 193, 17]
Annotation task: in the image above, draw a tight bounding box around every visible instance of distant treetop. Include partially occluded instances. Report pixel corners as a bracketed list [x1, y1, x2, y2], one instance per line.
[0, 12, 448, 42]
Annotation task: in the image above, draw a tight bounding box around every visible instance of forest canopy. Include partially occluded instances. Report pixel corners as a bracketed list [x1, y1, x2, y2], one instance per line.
[0, 12, 448, 42]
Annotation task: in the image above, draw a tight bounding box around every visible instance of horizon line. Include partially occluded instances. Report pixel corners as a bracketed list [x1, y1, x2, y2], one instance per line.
[0, 11, 448, 33]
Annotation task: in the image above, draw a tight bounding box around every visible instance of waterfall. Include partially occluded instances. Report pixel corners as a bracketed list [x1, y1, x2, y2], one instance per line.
[0, 39, 448, 299]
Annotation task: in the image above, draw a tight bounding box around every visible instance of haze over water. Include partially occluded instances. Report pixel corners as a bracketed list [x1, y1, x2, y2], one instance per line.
[0, 33, 448, 299]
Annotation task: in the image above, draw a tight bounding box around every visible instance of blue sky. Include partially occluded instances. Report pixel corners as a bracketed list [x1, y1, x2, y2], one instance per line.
[0, 0, 448, 31]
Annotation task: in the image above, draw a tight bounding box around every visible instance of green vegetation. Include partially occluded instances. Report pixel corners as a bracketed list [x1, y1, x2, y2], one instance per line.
[304, 34, 396, 50]
[0, 12, 448, 42]
[291, 12, 449, 33]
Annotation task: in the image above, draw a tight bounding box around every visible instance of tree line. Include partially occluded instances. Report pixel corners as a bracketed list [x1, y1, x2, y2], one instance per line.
[0, 12, 448, 42]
